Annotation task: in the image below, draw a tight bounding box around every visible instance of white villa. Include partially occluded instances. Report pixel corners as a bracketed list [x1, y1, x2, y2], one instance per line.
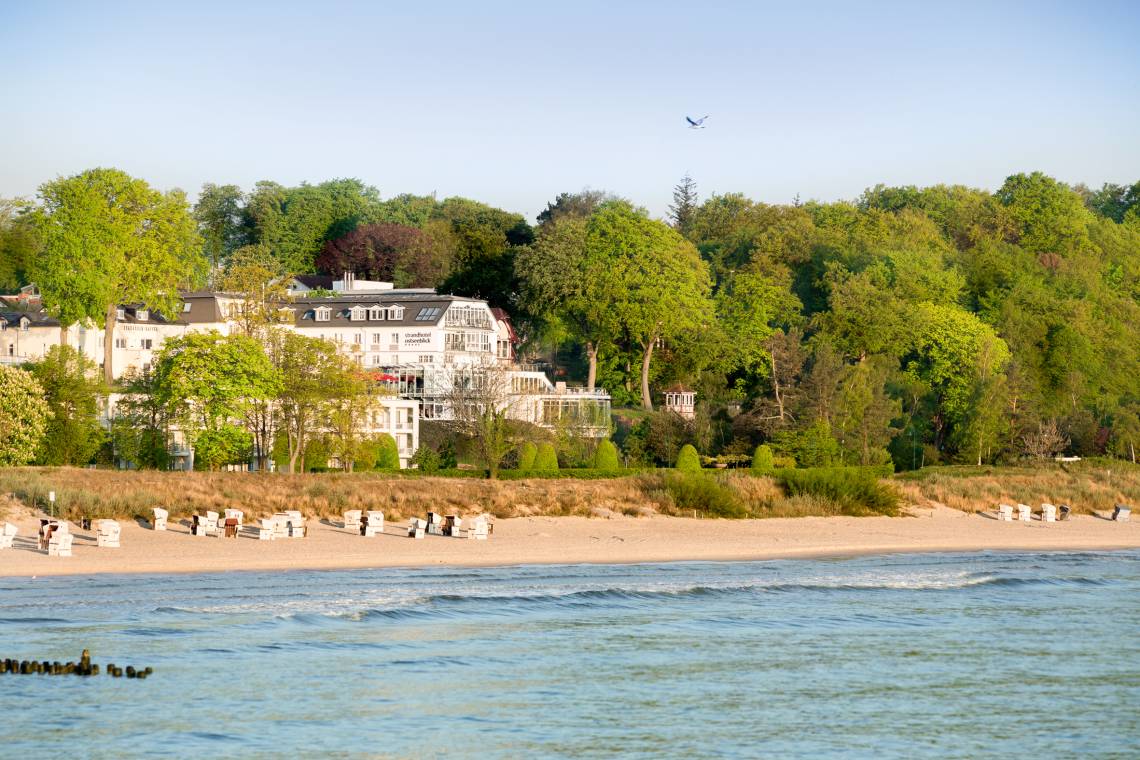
[2, 276, 612, 468]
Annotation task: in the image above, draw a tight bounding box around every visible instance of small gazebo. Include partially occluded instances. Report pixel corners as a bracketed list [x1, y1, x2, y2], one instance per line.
[664, 385, 696, 420]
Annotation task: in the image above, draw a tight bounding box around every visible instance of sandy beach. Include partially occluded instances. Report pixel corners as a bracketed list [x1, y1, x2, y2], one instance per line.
[2, 506, 1137, 577]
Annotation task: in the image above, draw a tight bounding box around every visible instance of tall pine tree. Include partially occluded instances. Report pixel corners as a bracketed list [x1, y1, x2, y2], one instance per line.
[669, 174, 698, 236]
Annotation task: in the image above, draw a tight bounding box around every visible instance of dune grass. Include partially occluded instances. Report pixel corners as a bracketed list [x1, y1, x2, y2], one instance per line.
[894, 460, 1140, 514]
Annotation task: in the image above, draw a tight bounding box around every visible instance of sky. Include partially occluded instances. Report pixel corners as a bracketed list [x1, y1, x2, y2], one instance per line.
[1, 1, 1138, 221]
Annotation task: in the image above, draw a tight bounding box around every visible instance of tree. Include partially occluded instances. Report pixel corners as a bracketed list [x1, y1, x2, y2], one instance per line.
[26, 345, 105, 465]
[518, 441, 538, 471]
[32, 168, 205, 383]
[834, 356, 900, 466]
[586, 202, 713, 409]
[316, 223, 428, 283]
[194, 183, 248, 266]
[110, 368, 170, 469]
[325, 362, 383, 472]
[535, 189, 617, 228]
[214, 244, 291, 339]
[669, 174, 699, 236]
[0, 365, 51, 466]
[751, 444, 774, 472]
[996, 172, 1092, 255]
[716, 266, 802, 381]
[274, 331, 344, 473]
[373, 434, 401, 470]
[0, 198, 40, 290]
[153, 331, 280, 471]
[443, 358, 522, 479]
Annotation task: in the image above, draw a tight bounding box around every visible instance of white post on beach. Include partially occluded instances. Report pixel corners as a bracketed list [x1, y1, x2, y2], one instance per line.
[49, 491, 56, 519]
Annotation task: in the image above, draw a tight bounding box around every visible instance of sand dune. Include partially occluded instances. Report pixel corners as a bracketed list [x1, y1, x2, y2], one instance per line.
[1, 506, 1137, 577]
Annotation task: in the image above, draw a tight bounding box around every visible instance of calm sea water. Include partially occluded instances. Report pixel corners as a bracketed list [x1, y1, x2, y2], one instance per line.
[1, 552, 1137, 759]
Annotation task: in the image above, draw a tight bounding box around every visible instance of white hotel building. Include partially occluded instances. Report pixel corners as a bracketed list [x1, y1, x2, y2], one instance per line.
[3, 277, 612, 468]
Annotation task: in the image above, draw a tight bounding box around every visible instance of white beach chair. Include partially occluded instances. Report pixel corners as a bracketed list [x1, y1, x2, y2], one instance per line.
[344, 510, 362, 532]
[426, 512, 444, 536]
[1113, 504, 1132, 522]
[1041, 503, 1056, 523]
[1016, 504, 1032, 523]
[997, 504, 1013, 522]
[407, 518, 426, 539]
[205, 511, 220, 535]
[252, 517, 276, 540]
[48, 532, 73, 557]
[152, 508, 168, 531]
[96, 520, 121, 548]
[467, 515, 489, 540]
[363, 511, 384, 537]
[271, 514, 289, 539]
[0, 522, 17, 549]
[285, 511, 306, 538]
[444, 514, 462, 537]
[191, 515, 209, 536]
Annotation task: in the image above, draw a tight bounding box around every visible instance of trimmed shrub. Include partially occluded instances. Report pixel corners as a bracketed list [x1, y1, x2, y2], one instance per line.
[373, 434, 401, 470]
[592, 440, 620, 471]
[675, 444, 701, 472]
[751, 444, 774, 472]
[518, 441, 538, 471]
[774, 467, 898, 516]
[409, 444, 440, 473]
[534, 442, 559, 470]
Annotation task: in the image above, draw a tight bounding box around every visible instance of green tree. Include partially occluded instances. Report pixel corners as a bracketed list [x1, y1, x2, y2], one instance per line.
[373, 434, 401, 470]
[32, 168, 205, 383]
[996, 171, 1092, 255]
[274, 331, 344, 473]
[675, 443, 702, 472]
[0, 365, 51, 466]
[110, 368, 170, 469]
[194, 424, 252, 471]
[153, 331, 279, 471]
[26, 345, 106, 465]
[834, 356, 900, 466]
[0, 198, 40, 290]
[669, 174, 699, 236]
[751, 444, 775, 472]
[194, 183, 248, 266]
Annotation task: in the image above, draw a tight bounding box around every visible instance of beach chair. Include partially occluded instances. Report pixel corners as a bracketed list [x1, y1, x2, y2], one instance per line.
[271, 514, 289, 539]
[997, 504, 1013, 522]
[224, 509, 244, 529]
[191, 515, 209, 536]
[407, 518, 426, 539]
[444, 514, 462, 537]
[285, 511, 305, 538]
[426, 512, 444, 536]
[1016, 504, 1032, 523]
[205, 511, 220, 535]
[363, 511, 384, 537]
[467, 515, 489, 540]
[1059, 504, 1072, 521]
[152, 508, 168, 531]
[344, 510, 362, 532]
[96, 520, 121, 548]
[252, 517, 276, 540]
[1040, 503, 1056, 523]
[0, 522, 17, 549]
[48, 532, 73, 557]
[1113, 504, 1132, 522]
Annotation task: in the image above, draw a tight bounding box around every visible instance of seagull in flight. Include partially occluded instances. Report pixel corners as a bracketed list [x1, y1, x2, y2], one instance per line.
[686, 115, 710, 129]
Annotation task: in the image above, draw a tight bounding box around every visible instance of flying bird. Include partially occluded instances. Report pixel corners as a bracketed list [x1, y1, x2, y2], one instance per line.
[686, 115, 709, 129]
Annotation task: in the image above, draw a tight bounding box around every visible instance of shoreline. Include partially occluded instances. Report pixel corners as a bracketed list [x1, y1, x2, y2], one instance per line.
[2, 507, 1138, 578]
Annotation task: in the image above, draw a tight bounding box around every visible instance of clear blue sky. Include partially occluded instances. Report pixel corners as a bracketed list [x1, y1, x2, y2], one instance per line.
[2, 1, 1138, 221]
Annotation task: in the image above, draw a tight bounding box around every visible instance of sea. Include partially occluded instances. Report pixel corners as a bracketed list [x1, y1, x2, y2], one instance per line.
[1, 551, 1137, 759]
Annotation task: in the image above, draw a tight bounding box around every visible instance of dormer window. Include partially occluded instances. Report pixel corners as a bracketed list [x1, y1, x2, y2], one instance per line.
[182, 303, 192, 313]
[20, 317, 30, 332]
[387, 305, 405, 320]
[368, 305, 384, 320]
[314, 306, 331, 322]
[277, 306, 295, 322]
[350, 305, 367, 321]
[116, 308, 126, 321]
[136, 309, 148, 321]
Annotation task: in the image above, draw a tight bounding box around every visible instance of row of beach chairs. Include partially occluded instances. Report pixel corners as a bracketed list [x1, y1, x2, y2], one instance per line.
[996, 503, 1133, 522]
[0, 519, 122, 557]
[343, 510, 489, 540]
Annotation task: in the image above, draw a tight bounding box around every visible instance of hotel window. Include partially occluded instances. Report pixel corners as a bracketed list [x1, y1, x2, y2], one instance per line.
[141, 339, 153, 350]
[116, 308, 126, 320]
[387, 305, 405, 320]
[115, 338, 127, 349]
[418, 355, 434, 363]
[353, 333, 363, 345]
[369, 305, 384, 320]
[182, 303, 192, 313]
[136, 309, 149, 321]
[389, 332, 399, 349]
[444, 332, 463, 351]
[315, 307, 331, 322]
[390, 354, 399, 364]
[372, 333, 382, 345]
[415, 306, 442, 322]
[350, 306, 367, 321]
